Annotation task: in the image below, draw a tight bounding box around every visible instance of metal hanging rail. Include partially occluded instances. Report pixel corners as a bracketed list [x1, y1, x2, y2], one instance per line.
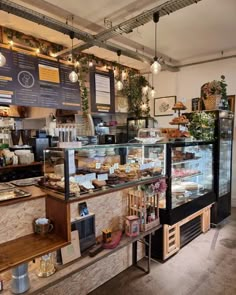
[0, 0, 202, 71]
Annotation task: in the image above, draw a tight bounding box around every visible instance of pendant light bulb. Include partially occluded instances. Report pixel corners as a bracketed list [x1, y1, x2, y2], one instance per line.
[151, 58, 161, 75]
[151, 12, 161, 75]
[142, 85, 149, 95]
[116, 80, 123, 91]
[0, 52, 6, 67]
[151, 87, 156, 98]
[69, 70, 78, 83]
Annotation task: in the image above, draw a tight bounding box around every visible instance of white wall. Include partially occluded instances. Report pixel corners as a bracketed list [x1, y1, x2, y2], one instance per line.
[150, 57, 236, 207]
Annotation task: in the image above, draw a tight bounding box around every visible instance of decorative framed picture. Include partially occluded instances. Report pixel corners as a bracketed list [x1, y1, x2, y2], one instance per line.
[154, 96, 176, 116]
[191, 97, 201, 111]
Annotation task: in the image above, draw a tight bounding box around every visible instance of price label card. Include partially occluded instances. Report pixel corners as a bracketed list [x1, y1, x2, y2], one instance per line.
[95, 162, 101, 169]
[125, 166, 131, 173]
[150, 131, 156, 137]
[85, 173, 96, 181]
[113, 163, 119, 169]
[130, 160, 135, 164]
[179, 125, 186, 131]
[109, 167, 115, 174]
[97, 173, 108, 181]
[75, 175, 86, 184]
[140, 164, 145, 171]
[82, 181, 94, 189]
[68, 150, 76, 175]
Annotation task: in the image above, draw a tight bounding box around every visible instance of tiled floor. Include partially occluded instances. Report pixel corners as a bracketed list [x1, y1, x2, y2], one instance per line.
[90, 208, 236, 295]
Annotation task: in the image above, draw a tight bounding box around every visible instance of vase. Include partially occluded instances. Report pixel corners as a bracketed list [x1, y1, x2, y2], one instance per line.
[204, 94, 221, 110]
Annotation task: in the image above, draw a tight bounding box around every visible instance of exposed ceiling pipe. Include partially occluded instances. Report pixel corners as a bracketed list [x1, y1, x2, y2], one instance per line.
[178, 54, 236, 68]
[0, 0, 201, 72]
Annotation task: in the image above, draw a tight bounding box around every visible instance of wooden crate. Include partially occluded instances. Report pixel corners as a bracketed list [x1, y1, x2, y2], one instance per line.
[128, 189, 160, 232]
[163, 204, 212, 260]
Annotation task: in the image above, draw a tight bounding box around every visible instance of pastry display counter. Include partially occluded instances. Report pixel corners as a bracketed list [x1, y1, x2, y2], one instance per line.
[40, 143, 166, 201]
[160, 140, 215, 225]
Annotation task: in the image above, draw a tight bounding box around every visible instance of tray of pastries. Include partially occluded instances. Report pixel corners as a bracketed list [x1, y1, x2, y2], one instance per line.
[169, 115, 189, 125]
[172, 101, 187, 110]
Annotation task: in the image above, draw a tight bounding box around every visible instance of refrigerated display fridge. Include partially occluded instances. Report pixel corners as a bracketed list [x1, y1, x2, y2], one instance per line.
[210, 110, 234, 224]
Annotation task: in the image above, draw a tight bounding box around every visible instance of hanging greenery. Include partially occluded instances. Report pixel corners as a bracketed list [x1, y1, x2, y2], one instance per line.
[121, 73, 150, 117]
[188, 112, 215, 141]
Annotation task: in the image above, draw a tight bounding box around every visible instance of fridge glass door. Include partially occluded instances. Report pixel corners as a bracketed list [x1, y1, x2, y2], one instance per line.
[219, 118, 233, 197]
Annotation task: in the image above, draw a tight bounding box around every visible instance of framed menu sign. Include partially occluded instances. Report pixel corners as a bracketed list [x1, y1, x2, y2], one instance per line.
[90, 69, 115, 113]
[0, 45, 81, 110]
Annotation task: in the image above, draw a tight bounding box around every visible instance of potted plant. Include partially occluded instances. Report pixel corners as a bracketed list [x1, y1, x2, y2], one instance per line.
[201, 75, 229, 110]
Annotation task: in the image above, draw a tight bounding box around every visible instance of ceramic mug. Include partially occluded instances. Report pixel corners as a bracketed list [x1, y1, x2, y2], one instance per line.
[34, 218, 53, 236]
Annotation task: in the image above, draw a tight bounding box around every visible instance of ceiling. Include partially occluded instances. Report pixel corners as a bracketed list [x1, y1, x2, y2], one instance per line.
[0, 0, 236, 71]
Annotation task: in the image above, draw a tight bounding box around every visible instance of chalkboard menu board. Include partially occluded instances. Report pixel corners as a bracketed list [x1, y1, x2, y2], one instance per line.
[0, 47, 81, 110]
[90, 68, 115, 113]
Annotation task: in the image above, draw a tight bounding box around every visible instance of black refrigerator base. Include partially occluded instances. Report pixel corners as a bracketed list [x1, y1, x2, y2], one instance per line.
[211, 193, 231, 225]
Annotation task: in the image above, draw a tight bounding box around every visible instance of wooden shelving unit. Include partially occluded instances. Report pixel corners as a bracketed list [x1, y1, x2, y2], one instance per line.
[0, 188, 71, 273]
[2, 225, 162, 294]
[0, 233, 69, 273]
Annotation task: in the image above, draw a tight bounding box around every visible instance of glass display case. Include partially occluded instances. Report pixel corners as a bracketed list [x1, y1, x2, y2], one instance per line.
[127, 117, 155, 142]
[159, 141, 215, 225]
[40, 141, 215, 226]
[41, 143, 166, 201]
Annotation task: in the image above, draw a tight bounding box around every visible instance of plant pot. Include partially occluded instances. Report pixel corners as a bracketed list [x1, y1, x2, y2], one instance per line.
[204, 94, 221, 110]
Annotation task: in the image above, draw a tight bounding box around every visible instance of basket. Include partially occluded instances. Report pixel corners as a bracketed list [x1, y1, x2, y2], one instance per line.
[203, 95, 221, 110]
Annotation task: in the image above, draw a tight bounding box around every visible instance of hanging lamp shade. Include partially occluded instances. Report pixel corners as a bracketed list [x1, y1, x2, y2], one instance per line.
[116, 50, 123, 91]
[150, 12, 161, 75]
[68, 27, 79, 83]
[151, 57, 161, 75]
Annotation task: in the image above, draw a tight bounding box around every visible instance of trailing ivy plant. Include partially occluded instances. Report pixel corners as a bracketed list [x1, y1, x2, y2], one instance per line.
[122, 73, 150, 117]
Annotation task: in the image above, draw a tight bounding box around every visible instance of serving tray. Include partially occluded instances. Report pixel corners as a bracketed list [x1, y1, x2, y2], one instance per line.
[0, 188, 31, 202]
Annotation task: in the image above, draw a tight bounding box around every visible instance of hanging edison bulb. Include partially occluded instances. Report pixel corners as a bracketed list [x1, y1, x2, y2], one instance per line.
[150, 87, 156, 98]
[116, 80, 123, 91]
[0, 52, 6, 67]
[151, 58, 161, 75]
[142, 85, 149, 95]
[69, 70, 78, 83]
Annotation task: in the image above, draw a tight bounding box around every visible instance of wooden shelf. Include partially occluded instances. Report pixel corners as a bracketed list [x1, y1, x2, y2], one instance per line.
[0, 162, 42, 170]
[0, 233, 69, 273]
[2, 225, 162, 294]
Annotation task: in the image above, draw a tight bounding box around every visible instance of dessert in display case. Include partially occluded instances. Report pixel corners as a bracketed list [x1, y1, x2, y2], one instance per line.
[159, 140, 215, 225]
[127, 117, 155, 142]
[40, 143, 166, 200]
